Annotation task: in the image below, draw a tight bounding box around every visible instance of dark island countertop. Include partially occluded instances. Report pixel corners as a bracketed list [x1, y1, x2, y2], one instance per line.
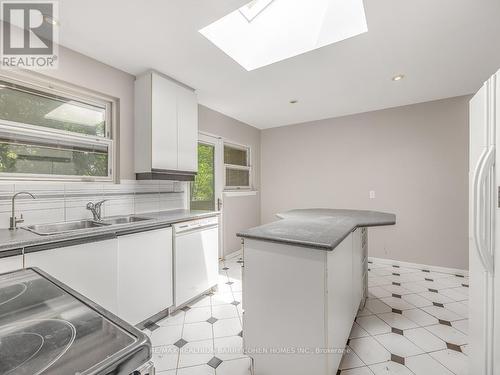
[237, 209, 396, 250]
[0, 209, 219, 257]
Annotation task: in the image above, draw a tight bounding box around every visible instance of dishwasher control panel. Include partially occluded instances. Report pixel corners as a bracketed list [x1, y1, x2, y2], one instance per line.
[173, 216, 219, 233]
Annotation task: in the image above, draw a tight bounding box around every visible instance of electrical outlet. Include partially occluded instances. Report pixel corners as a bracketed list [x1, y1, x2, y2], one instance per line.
[369, 190, 376, 199]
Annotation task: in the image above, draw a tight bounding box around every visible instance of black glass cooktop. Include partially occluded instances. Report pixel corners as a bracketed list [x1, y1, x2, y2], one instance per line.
[0, 268, 150, 375]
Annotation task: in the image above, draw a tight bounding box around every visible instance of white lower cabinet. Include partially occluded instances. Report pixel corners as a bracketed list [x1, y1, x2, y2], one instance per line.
[0, 255, 23, 274]
[243, 229, 367, 375]
[25, 239, 119, 314]
[117, 228, 173, 325]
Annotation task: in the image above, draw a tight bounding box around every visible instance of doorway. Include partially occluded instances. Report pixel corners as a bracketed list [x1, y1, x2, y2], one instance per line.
[190, 133, 224, 258]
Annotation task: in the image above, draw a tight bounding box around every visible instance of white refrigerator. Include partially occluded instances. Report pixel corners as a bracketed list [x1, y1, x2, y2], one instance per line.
[469, 68, 499, 374]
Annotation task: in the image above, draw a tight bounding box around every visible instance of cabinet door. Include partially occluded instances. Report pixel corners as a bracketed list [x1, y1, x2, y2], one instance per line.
[25, 240, 119, 314]
[151, 73, 178, 170]
[0, 255, 23, 274]
[326, 233, 353, 372]
[177, 85, 198, 172]
[351, 229, 363, 315]
[117, 228, 173, 325]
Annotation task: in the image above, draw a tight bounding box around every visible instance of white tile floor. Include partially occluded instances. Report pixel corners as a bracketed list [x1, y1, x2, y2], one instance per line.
[144, 257, 469, 375]
[144, 255, 251, 374]
[341, 260, 469, 375]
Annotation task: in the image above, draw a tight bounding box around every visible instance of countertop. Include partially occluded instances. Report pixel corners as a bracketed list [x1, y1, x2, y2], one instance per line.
[237, 208, 396, 250]
[0, 209, 219, 255]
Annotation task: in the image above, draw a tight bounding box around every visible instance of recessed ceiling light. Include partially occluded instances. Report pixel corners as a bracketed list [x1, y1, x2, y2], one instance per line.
[200, 0, 368, 71]
[289, 99, 298, 104]
[392, 74, 405, 82]
[43, 14, 59, 26]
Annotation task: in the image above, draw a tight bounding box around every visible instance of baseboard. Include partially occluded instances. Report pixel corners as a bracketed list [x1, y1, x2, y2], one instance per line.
[368, 257, 469, 277]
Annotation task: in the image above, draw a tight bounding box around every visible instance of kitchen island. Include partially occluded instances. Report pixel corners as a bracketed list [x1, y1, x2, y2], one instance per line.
[237, 209, 396, 375]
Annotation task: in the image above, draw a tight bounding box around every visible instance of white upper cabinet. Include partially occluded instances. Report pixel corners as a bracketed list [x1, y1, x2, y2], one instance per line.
[151, 73, 178, 171]
[135, 71, 198, 178]
[177, 85, 198, 172]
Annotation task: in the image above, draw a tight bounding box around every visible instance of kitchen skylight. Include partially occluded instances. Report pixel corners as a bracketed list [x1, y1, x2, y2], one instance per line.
[199, 0, 368, 71]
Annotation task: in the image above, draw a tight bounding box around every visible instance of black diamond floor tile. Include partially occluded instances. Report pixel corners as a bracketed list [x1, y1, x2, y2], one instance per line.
[391, 327, 404, 335]
[174, 338, 188, 348]
[144, 322, 160, 332]
[439, 319, 452, 326]
[391, 354, 405, 365]
[433, 302, 444, 308]
[207, 317, 218, 324]
[222, 267, 229, 270]
[392, 308, 403, 315]
[428, 288, 438, 293]
[231, 300, 241, 306]
[392, 293, 402, 299]
[446, 342, 463, 352]
[392, 282, 401, 286]
[207, 356, 223, 369]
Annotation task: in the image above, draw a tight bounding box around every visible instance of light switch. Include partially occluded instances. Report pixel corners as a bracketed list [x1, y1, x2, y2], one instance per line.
[369, 190, 376, 199]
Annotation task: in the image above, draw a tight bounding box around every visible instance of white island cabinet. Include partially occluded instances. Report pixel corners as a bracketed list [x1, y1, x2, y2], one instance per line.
[25, 239, 120, 314]
[243, 228, 367, 375]
[117, 227, 173, 325]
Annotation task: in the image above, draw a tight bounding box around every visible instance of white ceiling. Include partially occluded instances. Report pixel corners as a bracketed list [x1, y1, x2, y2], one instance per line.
[57, 0, 500, 129]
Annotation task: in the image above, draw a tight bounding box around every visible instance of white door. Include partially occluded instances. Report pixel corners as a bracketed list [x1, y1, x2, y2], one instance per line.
[177, 86, 198, 172]
[151, 72, 178, 171]
[25, 240, 119, 314]
[189, 133, 224, 258]
[0, 255, 23, 274]
[469, 74, 496, 375]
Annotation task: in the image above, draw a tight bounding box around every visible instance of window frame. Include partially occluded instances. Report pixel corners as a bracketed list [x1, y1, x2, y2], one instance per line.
[223, 141, 252, 191]
[0, 71, 118, 182]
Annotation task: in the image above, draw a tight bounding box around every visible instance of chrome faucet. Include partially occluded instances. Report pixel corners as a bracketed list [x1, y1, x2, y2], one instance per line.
[10, 192, 36, 230]
[86, 200, 107, 221]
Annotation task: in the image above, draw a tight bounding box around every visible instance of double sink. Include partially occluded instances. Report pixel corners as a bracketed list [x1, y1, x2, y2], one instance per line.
[24, 216, 152, 236]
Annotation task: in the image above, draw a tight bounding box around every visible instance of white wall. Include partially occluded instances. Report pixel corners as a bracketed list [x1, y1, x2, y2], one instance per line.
[260, 96, 470, 270]
[198, 105, 261, 256]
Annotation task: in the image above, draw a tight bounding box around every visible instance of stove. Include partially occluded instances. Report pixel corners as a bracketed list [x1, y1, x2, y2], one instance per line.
[0, 268, 153, 375]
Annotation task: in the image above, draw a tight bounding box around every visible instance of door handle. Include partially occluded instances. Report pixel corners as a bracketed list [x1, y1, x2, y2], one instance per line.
[474, 146, 495, 274]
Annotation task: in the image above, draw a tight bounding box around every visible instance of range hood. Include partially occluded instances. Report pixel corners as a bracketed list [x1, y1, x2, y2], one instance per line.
[136, 169, 196, 182]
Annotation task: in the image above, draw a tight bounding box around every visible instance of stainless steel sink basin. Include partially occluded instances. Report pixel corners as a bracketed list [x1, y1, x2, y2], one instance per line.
[98, 216, 151, 225]
[22, 215, 153, 236]
[24, 220, 110, 236]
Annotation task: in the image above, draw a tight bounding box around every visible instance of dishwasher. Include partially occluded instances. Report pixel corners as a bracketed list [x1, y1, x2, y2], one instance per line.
[173, 216, 219, 308]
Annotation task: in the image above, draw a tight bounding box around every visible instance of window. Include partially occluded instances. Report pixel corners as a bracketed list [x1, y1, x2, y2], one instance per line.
[199, 0, 367, 71]
[0, 75, 115, 181]
[190, 142, 216, 210]
[224, 142, 251, 190]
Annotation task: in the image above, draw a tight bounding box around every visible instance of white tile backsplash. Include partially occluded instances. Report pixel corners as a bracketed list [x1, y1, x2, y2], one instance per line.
[0, 180, 188, 228]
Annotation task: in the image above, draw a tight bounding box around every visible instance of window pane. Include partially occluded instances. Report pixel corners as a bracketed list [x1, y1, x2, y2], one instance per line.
[226, 168, 249, 187]
[0, 81, 106, 137]
[224, 144, 247, 166]
[0, 138, 109, 177]
[191, 143, 215, 210]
